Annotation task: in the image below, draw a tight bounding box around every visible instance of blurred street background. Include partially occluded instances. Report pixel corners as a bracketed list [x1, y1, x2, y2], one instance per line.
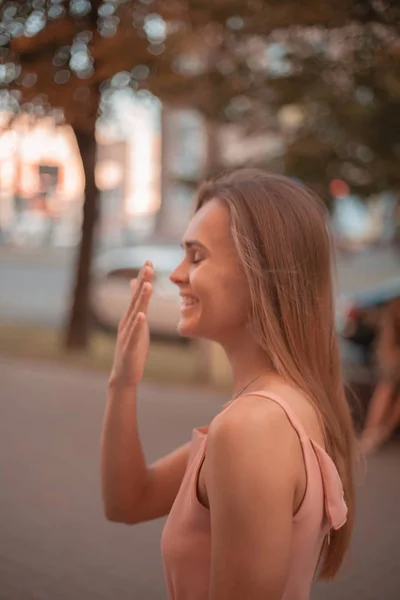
[0, 1, 400, 599]
[1, 358, 400, 600]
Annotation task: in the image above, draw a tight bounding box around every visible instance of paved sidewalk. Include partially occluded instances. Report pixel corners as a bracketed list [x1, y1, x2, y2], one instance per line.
[312, 440, 400, 600]
[1, 357, 399, 600]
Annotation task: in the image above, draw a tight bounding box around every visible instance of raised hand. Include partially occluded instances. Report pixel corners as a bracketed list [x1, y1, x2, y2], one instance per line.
[109, 261, 154, 387]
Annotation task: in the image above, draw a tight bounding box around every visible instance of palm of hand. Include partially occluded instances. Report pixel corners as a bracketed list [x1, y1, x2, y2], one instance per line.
[110, 262, 154, 387]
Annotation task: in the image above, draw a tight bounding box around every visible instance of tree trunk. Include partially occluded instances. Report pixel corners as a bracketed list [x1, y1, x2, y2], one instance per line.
[64, 124, 99, 350]
[153, 104, 170, 240]
[204, 119, 222, 179]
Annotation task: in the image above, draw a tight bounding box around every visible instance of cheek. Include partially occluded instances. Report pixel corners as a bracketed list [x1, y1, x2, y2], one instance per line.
[225, 281, 250, 321]
[189, 262, 250, 323]
[210, 274, 250, 323]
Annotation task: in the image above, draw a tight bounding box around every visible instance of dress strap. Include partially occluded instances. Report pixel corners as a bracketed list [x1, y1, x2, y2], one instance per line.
[241, 390, 309, 441]
[241, 389, 348, 531]
[309, 440, 348, 531]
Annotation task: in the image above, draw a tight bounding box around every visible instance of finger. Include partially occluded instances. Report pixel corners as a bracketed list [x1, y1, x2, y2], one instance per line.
[120, 263, 153, 330]
[118, 278, 138, 331]
[123, 311, 147, 354]
[125, 278, 153, 333]
[118, 278, 136, 324]
[130, 264, 154, 310]
[136, 282, 153, 317]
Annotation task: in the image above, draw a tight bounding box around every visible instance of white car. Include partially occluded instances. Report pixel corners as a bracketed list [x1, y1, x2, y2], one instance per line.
[90, 244, 184, 337]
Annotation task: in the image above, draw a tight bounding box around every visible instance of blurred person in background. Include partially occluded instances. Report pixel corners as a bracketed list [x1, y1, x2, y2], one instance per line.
[360, 298, 400, 454]
[101, 169, 356, 600]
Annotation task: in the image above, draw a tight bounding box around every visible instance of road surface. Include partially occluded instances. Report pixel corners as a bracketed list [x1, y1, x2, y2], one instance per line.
[1, 358, 400, 599]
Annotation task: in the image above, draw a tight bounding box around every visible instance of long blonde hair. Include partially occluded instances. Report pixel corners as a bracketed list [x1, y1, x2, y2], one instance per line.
[195, 168, 356, 579]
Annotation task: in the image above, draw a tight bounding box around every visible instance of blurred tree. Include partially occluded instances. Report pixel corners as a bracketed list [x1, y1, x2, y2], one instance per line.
[1, 1, 399, 348]
[0, 0, 186, 349]
[262, 24, 400, 198]
[169, 2, 400, 198]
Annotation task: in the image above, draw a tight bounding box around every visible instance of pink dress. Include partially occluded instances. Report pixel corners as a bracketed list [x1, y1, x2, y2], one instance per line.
[161, 391, 348, 600]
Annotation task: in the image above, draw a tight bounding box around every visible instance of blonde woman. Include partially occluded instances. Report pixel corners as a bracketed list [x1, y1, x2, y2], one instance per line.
[101, 170, 356, 600]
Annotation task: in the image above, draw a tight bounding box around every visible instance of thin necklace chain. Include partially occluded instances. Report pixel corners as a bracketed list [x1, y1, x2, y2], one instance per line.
[232, 372, 266, 401]
[222, 372, 269, 411]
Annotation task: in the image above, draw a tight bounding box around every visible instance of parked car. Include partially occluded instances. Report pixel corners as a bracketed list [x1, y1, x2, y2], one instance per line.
[337, 276, 400, 363]
[90, 244, 184, 338]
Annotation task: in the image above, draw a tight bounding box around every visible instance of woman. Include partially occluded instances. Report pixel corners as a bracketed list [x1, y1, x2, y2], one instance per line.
[361, 297, 400, 454]
[101, 169, 356, 600]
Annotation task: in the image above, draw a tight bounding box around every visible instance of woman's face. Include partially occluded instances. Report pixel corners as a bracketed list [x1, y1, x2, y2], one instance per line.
[169, 198, 250, 342]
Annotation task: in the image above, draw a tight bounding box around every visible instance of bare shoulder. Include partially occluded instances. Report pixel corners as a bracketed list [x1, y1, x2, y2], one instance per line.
[204, 394, 304, 520]
[207, 393, 301, 466]
[206, 380, 326, 474]
[226, 382, 325, 449]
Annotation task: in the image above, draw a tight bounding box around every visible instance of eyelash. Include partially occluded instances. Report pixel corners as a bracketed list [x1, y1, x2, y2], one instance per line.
[191, 254, 202, 265]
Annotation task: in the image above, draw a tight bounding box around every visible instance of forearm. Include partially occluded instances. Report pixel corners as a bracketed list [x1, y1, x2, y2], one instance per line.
[100, 383, 148, 523]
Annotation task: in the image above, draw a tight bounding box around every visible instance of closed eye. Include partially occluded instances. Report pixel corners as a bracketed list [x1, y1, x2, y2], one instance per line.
[180, 241, 208, 265]
[191, 252, 203, 265]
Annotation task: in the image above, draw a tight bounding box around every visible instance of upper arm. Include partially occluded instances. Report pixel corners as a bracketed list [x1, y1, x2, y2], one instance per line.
[128, 442, 190, 523]
[205, 403, 300, 600]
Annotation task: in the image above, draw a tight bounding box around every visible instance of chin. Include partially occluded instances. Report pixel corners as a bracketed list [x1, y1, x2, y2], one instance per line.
[177, 316, 204, 339]
[177, 321, 195, 338]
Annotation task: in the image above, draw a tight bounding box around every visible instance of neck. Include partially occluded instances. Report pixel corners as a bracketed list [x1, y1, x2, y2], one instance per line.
[220, 326, 273, 398]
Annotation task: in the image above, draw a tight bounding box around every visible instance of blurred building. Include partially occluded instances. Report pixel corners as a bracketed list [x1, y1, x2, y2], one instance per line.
[0, 95, 161, 248]
[0, 94, 321, 248]
[157, 106, 289, 240]
[0, 118, 84, 246]
[158, 106, 207, 239]
[331, 188, 398, 252]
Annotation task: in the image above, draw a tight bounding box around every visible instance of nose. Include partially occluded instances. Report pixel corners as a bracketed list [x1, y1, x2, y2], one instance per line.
[169, 259, 189, 286]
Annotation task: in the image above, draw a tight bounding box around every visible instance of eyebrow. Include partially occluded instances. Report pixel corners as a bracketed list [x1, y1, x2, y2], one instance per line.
[180, 240, 208, 251]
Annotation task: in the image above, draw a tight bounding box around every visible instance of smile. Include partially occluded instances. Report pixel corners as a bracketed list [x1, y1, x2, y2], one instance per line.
[180, 296, 199, 309]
